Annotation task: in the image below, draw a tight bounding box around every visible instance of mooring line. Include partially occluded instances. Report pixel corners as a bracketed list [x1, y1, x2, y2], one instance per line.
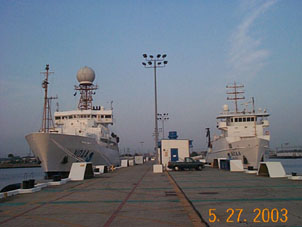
[103, 165, 151, 227]
[166, 171, 209, 227]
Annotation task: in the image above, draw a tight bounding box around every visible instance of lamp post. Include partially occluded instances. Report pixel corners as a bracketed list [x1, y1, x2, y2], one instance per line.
[142, 54, 168, 164]
[140, 141, 144, 153]
[157, 113, 169, 139]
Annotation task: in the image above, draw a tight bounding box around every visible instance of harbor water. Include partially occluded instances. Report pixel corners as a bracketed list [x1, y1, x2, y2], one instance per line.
[268, 158, 302, 175]
[0, 167, 44, 191]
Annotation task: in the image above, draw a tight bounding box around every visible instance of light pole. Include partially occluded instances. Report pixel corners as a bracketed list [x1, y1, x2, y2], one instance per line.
[142, 54, 168, 164]
[140, 141, 144, 153]
[157, 113, 169, 139]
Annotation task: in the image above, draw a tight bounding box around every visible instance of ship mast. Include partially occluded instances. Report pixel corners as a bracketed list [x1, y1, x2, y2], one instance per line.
[226, 82, 245, 113]
[41, 64, 57, 133]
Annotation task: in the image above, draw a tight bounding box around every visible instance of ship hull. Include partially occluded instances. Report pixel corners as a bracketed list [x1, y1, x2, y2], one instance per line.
[25, 132, 120, 178]
[206, 137, 269, 169]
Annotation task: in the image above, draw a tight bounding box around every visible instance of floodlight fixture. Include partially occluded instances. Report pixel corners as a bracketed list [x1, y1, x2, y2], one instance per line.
[148, 61, 152, 65]
[164, 61, 168, 64]
[157, 62, 161, 65]
[143, 54, 147, 58]
[150, 55, 153, 58]
[162, 54, 167, 58]
[142, 62, 146, 66]
[157, 54, 161, 58]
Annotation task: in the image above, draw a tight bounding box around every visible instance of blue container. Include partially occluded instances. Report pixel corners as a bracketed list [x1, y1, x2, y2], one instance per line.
[168, 131, 178, 139]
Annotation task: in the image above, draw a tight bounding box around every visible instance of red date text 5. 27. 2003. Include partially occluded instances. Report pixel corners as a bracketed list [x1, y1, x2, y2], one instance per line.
[209, 208, 288, 223]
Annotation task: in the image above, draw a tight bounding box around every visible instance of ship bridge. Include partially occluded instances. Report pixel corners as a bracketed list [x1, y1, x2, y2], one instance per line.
[54, 107, 113, 125]
[216, 106, 270, 140]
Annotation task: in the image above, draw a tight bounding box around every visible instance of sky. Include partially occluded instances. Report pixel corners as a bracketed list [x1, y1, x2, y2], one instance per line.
[0, 0, 301, 157]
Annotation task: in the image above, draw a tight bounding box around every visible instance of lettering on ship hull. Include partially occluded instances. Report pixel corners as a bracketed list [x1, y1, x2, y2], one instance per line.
[73, 149, 94, 162]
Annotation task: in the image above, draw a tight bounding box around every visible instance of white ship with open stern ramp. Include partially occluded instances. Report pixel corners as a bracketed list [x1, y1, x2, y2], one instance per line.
[26, 65, 120, 178]
[206, 82, 270, 169]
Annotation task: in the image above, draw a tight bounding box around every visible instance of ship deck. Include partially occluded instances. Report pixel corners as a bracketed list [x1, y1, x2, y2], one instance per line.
[1, 162, 302, 226]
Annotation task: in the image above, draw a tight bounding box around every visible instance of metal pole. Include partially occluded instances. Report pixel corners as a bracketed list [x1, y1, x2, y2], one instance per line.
[153, 61, 160, 164]
[162, 118, 165, 139]
[140, 141, 144, 153]
[142, 54, 168, 164]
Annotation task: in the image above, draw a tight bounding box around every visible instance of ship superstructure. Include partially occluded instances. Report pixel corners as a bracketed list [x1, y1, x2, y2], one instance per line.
[26, 65, 120, 178]
[206, 82, 270, 169]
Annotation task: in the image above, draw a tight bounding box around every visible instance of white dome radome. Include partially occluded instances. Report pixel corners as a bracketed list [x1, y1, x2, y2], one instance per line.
[76, 66, 95, 85]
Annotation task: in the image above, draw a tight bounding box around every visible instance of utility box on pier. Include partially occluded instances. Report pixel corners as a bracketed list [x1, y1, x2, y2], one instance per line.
[160, 132, 190, 169]
[135, 156, 144, 165]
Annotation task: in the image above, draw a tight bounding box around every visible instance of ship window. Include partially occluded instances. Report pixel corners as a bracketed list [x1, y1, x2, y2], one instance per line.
[239, 118, 242, 122]
[92, 115, 97, 118]
[231, 118, 233, 122]
[243, 118, 246, 122]
[251, 117, 254, 121]
[105, 115, 111, 119]
[235, 118, 238, 122]
[247, 117, 250, 122]
[101, 115, 104, 118]
[55, 116, 60, 120]
[69, 115, 72, 119]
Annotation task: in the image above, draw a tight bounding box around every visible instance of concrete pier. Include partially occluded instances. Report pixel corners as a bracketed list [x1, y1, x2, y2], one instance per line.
[1, 162, 302, 226]
[0, 162, 195, 227]
[169, 167, 302, 226]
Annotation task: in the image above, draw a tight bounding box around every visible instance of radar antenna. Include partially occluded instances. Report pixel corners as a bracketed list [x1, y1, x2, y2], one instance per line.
[226, 82, 245, 113]
[41, 64, 57, 132]
[74, 80, 98, 110]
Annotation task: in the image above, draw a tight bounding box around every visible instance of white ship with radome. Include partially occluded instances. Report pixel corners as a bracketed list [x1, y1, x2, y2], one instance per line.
[26, 65, 120, 178]
[206, 83, 270, 169]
